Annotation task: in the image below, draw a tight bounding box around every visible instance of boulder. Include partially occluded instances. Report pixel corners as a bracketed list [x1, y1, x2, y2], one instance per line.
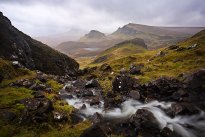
[80, 124, 110, 137]
[85, 79, 100, 88]
[19, 98, 41, 111]
[19, 97, 53, 113]
[120, 68, 130, 76]
[36, 98, 53, 114]
[29, 83, 47, 91]
[86, 74, 97, 81]
[176, 47, 186, 51]
[168, 45, 179, 50]
[53, 111, 68, 122]
[58, 94, 73, 100]
[168, 103, 199, 116]
[129, 64, 143, 75]
[141, 77, 182, 101]
[64, 83, 73, 91]
[129, 90, 140, 100]
[157, 51, 166, 57]
[99, 63, 112, 72]
[112, 74, 139, 94]
[32, 91, 45, 98]
[12, 61, 23, 68]
[129, 109, 160, 135]
[104, 96, 124, 109]
[170, 103, 184, 116]
[81, 104, 87, 110]
[1, 111, 16, 122]
[187, 43, 198, 49]
[90, 98, 101, 106]
[70, 112, 84, 124]
[82, 90, 94, 97]
[22, 79, 33, 88]
[160, 127, 181, 137]
[37, 73, 49, 83]
[91, 112, 103, 124]
[183, 69, 205, 91]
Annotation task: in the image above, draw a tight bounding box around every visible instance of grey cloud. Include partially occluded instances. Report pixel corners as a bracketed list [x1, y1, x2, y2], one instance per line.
[0, 0, 204, 37]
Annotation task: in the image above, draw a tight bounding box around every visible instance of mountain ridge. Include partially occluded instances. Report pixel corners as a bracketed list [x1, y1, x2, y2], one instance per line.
[55, 23, 204, 58]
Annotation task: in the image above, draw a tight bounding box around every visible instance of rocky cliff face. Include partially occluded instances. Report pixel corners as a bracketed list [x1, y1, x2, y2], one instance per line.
[113, 25, 138, 36]
[0, 12, 79, 75]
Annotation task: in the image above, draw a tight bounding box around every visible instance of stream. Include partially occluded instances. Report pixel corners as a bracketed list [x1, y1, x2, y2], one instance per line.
[60, 84, 205, 137]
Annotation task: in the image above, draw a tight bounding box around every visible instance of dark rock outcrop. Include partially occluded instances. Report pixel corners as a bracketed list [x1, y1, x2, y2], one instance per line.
[99, 63, 112, 72]
[70, 112, 84, 124]
[140, 77, 182, 101]
[129, 64, 143, 75]
[129, 109, 160, 136]
[53, 111, 68, 122]
[0, 12, 79, 75]
[129, 90, 140, 100]
[183, 69, 205, 92]
[85, 79, 100, 88]
[1, 111, 16, 122]
[112, 74, 139, 94]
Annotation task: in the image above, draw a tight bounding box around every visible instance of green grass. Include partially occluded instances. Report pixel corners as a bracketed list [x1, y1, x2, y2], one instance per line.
[92, 42, 147, 64]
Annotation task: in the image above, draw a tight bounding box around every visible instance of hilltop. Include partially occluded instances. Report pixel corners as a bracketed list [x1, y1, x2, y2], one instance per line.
[79, 30, 106, 42]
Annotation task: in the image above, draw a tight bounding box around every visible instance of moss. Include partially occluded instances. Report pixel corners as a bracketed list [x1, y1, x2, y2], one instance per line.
[41, 121, 91, 137]
[14, 103, 26, 113]
[53, 100, 74, 114]
[0, 87, 33, 108]
[0, 58, 32, 80]
[46, 80, 63, 93]
[0, 71, 36, 88]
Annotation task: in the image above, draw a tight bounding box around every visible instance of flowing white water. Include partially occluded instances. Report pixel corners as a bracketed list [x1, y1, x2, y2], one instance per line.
[61, 83, 205, 137]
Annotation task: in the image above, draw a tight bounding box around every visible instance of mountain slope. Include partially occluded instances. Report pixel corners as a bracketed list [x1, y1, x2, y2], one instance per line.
[0, 12, 79, 75]
[92, 38, 147, 64]
[111, 23, 204, 49]
[79, 30, 106, 42]
[56, 23, 204, 58]
[98, 29, 205, 83]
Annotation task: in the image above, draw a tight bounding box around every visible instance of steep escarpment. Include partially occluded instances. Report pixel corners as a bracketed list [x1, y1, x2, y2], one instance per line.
[0, 12, 79, 75]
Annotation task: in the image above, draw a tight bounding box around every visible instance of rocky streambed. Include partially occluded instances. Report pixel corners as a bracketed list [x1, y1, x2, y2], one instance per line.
[59, 69, 205, 137]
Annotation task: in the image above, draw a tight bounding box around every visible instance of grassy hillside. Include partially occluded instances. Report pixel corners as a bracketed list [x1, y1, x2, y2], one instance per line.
[81, 29, 205, 91]
[92, 38, 147, 64]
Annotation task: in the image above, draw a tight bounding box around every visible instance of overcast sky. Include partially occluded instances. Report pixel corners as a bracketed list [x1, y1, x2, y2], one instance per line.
[0, 0, 205, 37]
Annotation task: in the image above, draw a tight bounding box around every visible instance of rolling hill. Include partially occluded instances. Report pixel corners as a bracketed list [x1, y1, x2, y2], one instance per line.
[92, 38, 147, 64]
[91, 29, 205, 84]
[55, 23, 204, 58]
